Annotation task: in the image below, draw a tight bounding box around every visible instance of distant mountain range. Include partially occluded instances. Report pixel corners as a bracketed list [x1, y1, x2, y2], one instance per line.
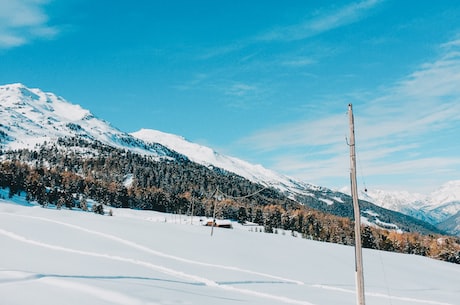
[1, 83, 457, 235]
[362, 182, 460, 235]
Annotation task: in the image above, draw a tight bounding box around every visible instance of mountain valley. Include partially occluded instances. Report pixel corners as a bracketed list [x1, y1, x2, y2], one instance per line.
[1, 83, 459, 263]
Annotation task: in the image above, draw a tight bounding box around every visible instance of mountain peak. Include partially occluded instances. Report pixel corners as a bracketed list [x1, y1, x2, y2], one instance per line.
[429, 180, 460, 204]
[0, 83, 37, 106]
[1, 82, 27, 89]
[1, 83, 91, 122]
[0, 83, 121, 151]
[0, 83, 194, 161]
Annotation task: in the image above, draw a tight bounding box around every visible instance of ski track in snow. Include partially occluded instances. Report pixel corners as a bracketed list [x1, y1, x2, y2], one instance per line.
[0, 212, 303, 285]
[0, 270, 158, 305]
[0, 228, 317, 305]
[0, 212, 454, 305]
[0, 213, 317, 305]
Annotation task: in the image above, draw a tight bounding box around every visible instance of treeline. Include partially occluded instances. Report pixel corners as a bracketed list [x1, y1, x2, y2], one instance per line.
[0, 137, 294, 213]
[295, 189, 443, 235]
[258, 205, 460, 264]
[0, 137, 459, 264]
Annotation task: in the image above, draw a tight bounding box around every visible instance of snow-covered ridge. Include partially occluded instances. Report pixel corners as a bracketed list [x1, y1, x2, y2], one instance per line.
[131, 128, 319, 196]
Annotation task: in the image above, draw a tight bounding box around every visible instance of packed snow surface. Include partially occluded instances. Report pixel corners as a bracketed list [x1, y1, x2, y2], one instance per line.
[1, 198, 459, 305]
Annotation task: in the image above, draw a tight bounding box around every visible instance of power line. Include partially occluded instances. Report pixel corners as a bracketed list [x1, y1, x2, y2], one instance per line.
[215, 185, 270, 200]
[208, 184, 270, 236]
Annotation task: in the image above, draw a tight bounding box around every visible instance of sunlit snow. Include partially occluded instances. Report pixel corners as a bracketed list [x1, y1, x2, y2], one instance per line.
[1, 197, 459, 305]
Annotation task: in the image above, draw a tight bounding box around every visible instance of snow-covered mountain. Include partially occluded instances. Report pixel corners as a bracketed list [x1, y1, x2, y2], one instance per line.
[362, 181, 460, 229]
[0, 83, 175, 158]
[0, 83, 322, 199]
[0, 83, 457, 235]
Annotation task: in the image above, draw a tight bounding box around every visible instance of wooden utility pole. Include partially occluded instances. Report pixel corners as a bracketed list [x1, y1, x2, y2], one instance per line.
[348, 103, 366, 305]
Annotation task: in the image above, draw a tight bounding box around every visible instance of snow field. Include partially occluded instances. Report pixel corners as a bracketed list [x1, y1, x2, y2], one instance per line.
[1, 200, 459, 305]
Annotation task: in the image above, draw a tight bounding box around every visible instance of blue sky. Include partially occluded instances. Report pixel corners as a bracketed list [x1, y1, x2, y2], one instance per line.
[1, 0, 460, 194]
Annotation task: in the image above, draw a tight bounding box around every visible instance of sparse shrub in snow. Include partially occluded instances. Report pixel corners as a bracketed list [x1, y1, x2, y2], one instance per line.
[80, 196, 88, 211]
[92, 203, 104, 215]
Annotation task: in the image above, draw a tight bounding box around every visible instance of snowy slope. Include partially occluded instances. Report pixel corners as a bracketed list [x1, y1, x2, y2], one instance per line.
[1, 199, 459, 305]
[131, 128, 320, 197]
[438, 210, 460, 236]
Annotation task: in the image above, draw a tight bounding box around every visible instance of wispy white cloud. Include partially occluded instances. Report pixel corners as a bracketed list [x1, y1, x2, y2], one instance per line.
[172, 73, 209, 91]
[225, 83, 257, 97]
[238, 36, 460, 193]
[200, 0, 382, 59]
[241, 114, 348, 151]
[198, 42, 247, 60]
[0, 0, 58, 49]
[257, 0, 383, 42]
[222, 81, 273, 110]
[281, 57, 315, 67]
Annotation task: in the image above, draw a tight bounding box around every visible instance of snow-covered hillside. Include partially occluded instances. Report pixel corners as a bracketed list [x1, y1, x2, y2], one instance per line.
[1, 199, 459, 305]
[131, 128, 319, 197]
[438, 211, 460, 237]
